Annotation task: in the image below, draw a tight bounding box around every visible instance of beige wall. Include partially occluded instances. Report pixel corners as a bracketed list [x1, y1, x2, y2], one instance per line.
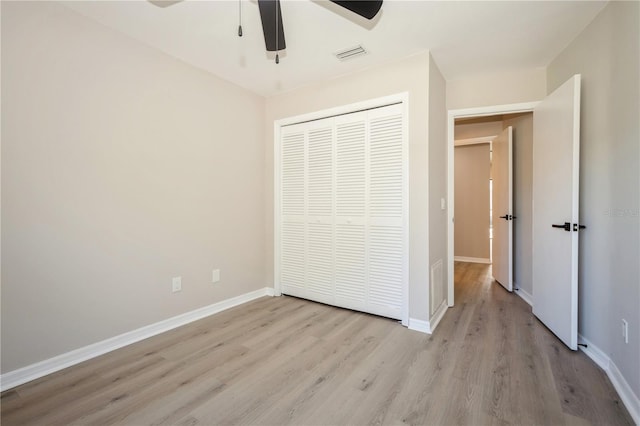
[447, 68, 546, 110]
[547, 0, 640, 397]
[454, 144, 490, 260]
[428, 54, 448, 315]
[1, 2, 266, 373]
[265, 52, 432, 321]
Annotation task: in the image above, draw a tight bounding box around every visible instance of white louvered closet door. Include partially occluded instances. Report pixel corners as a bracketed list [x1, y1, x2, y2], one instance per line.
[280, 124, 306, 295]
[334, 111, 367, 312]
[367, 104, 405, 319]
[278, 103, 406, 321]
[305, 120, 335, 305]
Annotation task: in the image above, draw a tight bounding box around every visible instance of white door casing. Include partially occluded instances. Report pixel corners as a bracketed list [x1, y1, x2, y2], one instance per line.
[492, 126, 514, 292]
[532, 75, 581, 350]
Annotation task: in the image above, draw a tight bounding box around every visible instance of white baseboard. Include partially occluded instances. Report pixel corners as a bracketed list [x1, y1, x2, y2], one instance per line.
[578, 334, 640, 424]
[429, 301, 448, 332]
[514, 286, 533, 306]
[608, 359, 640, 425]
[454, 256, 491, 264]
[0, 287, 275, 392]
[408, 318, 431, 334]
[577, 334, 609, 371]
[408, 302, 449, 335]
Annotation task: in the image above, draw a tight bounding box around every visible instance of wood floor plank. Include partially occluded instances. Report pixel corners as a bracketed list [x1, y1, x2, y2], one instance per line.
[2, 264, 634, 425]
[374, 339, 459, 424]
[116, 377, 225, 426]
[224, 314, 391, 425]
[338, 326, 426, 425]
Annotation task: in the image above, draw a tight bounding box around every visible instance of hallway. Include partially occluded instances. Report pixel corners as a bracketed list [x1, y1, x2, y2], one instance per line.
[447, 262, 633, 424]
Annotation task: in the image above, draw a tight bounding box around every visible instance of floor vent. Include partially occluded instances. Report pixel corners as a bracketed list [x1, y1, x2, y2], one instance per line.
[334, 45, 368, 61]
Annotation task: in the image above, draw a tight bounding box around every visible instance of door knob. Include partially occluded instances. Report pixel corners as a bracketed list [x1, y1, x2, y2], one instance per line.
[551, 222, 571, 232]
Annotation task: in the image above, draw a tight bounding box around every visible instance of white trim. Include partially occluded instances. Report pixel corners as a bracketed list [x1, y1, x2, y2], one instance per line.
[273, 92, 410, 326]
[408, 318, 431, 334]
[450, 102, 540, 119]
[401, 95, 410, 327]
[408, 301, 448, 335]
[514, 285, 533, 306]
[569, 75, 581, 350]
[275, 93, 407, 128]
[608, 360, 640, 424]
[0, 287, 275, 392]
[454, 136, 496, 146]
[578, 334, 640, 425]
[577, 334, 610, 371]
[454, 256, 491, 264]
[429, 301, 448, 332]
[447, 101, 539, 308]
[447, 109, 455, 307]
[273, 119, 282, 297]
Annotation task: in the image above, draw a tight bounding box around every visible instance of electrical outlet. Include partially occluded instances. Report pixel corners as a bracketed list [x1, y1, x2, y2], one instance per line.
[172, 276, 182, 293]
[622, 319, 628, 344]
[212, 269, 220, 283]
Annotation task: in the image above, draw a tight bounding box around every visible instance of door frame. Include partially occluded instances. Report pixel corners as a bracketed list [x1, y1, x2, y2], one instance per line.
[447, 102, 539, 307]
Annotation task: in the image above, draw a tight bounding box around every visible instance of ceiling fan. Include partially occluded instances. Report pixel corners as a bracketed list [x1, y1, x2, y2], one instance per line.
[150, 0, 383, 64]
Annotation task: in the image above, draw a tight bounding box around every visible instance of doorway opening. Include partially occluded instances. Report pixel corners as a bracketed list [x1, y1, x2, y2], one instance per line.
[453, 116, 497, 266]
[446, 76, 581, 350]
[447, 103, 538, 307]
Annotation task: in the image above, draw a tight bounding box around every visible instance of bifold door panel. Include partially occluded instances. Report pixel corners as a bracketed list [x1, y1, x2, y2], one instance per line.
[277, 103, 407, 320]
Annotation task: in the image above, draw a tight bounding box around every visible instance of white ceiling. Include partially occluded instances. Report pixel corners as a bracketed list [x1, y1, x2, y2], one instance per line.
[62, 0, 607, 97]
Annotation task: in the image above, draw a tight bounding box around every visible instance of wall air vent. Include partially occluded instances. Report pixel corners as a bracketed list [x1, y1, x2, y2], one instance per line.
[334, 45, 368, 61]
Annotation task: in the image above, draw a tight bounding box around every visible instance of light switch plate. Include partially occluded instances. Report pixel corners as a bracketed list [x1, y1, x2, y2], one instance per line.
[212, 269, 220, 283]
[172, 276, 182, 293]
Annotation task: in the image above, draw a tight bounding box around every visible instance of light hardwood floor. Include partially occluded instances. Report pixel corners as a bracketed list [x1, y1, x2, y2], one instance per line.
[1, 262, 634, 425]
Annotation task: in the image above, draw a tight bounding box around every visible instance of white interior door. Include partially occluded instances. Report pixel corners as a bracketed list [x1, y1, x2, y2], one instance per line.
[492, 127, 513, 291]
[532, 75, 581, 350]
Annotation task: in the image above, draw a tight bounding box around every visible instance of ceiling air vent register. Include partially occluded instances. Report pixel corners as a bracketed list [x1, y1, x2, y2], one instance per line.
[334, 45, 368, 61]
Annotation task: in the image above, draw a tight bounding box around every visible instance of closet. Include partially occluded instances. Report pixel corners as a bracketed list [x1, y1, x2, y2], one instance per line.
[276, 102, 407, 321]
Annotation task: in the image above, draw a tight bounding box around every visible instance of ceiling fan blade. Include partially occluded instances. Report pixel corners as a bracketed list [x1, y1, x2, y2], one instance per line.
[258, 0, 286, 52]
[329, 0, 383, 20]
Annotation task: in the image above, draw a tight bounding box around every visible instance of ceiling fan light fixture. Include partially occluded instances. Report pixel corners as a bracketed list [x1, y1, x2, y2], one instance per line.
[334, 45, 368, 61]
